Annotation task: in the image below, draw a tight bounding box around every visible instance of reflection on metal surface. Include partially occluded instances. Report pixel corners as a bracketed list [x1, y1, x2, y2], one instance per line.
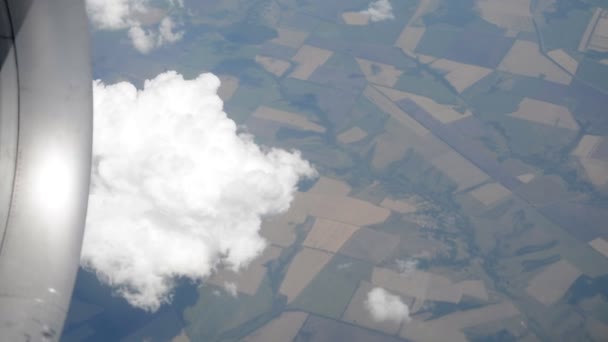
[0, 0, 93, 341]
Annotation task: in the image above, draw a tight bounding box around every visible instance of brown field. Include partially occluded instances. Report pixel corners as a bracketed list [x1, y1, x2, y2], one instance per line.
[255, 55, 291, 77]
[243, 311, 308, 342]
[356, 58, 403, 87]
[498, 40, 572, 85]
[589, 237, 608, 258]
[303, 218, 359, 253]
[342, 11, 369, 25]
[207, 245, 282, 295]
[293, 192, 391, 226]
[342, 281, 407, 335]
[271, 28, 309, 49]
[509, 98, 579, 130]
[431, 151, 489, 191]
[476, 0, 534, 33]
[280, 247, 333, 303]
[309, 176, 351, 197]
[337, 126, 368, 144]
[339, 228, 400, 264]
[526, 259, 582, 305]
[470, 182, 512, 206]
[365, 86, 429, 136]
[252, 106, 326, 133]
[547, 49, 579, 75]
[296, 315, 405, 342]
[457, 280, 489, 301]
[572, 135, 602, 158]
[260, 204, 307, 247]
[401, 302, 519, 342]
[430, 58, 493, 93]
[217, 75, 239, 101]
[579, 8, 602, 52]
[380, 197, 418, 214]
[289, 45, 333, 80]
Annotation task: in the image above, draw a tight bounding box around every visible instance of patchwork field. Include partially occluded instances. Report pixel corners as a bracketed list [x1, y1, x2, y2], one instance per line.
[337, 126, 368, 144]
[547, 49, 579, 75]
[303, 218, 359, 253]
[252, 106, 326, 133]
[339, 228, 401, 264]
[364, 85, 429, 136]
[526, 259, 582, 306]
[243, 311, 308, 342]
[207, 245, 283, 295]
[217, 75, 239, 101]
[508, 98, 579, 130]
[293, 192, 391, 226]
[589, 237, 608, 258]
[430, 58, 493, 93]
[498, 40, 572, 85]
[289, 45, 333, 80]
[255, 55, 291, 77]
[280, 247, 333, 303]
[476, 0, 534, 34]
[470, 182, 512, 206]
[431, 151, 489, 191]
[271, 28, 309, 49]
[356, 58, 403, 87]
[380, 197, 418, 214]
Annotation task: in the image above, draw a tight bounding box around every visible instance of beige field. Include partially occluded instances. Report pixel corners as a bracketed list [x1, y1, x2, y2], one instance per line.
[526, 259, 582, 305]
[431, 151, 489, 191]
[589, 237, 608, 258]
[217, 75, 239, 101]
[579, 8, 603, 52]
[380, 197, 418, 214]
[207, 245, 282, 295]
[498, 40, 572, 85]
[375, 85, 472, 124]
[342, 281, 407, 335]
[517, 173, 536, 183]
[476, 0, 534, 33]
[371, 130, 411, 169]
[588, 10, 608, 52]
[293, 192, 390, 226]
[342, 11, 369, 25]
[337, 126, 368, 144]
[260, 205, 307, 247]
[271, 28, 309, 49]
[395, 27, 425, 55]
[401, 302, 519, 342]
[572, 135, 602, 158]
[279, 247, 332, 303]
[580, 158, 608, 187]
[372, 267, 462, 305]
[430, 58, 493, 93]
[356, 58, 403, 87]
[172, 330, 191, 342]
[243, 311, 308, 342]
[365, 86, 428, 136]
[308, 176, 351, 196]
[547, 49, 579, 75]
[303, 218, 359, 253]
[255, 55, 291, 77]
[509, 98, 579, 130]
[289, 45, 333, 80]
[470, 182, 512, 206]
[252, 106, 326, 133]
[458, 280, 489, 301]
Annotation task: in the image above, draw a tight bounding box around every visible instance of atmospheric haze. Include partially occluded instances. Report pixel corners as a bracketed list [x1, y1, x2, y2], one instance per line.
[82, 71, 316, 311]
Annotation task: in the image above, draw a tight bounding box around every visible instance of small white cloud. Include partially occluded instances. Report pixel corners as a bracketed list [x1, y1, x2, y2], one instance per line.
[82, 71, 316, 311]
[223, 282, 238, 297]
[86, 0, 184, 53]
[365, 287, 410, 323]
[360, 0, 395, 22]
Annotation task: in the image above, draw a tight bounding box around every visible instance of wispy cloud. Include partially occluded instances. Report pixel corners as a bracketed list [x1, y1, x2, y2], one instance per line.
[360, 0, 395, 22]
[365, 287, 410, 323]
[86, 0, 184, 53]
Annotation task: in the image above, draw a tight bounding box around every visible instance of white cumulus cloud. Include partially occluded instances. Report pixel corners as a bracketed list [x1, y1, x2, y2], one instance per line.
[82, 71, 316, 311]
[360, 0, 395, 22]
[86, 0, 184, 53]
[365, 287, 410, 323]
